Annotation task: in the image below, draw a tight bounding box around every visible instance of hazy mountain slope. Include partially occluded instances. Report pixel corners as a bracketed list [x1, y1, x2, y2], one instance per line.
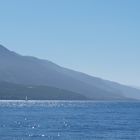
[0, 82, 87, 100]
[57, 68, 140, 99]
[0, 44, 139, 100]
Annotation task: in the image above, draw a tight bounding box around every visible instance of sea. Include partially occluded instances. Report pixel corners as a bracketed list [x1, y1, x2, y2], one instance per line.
[0, 101, 140, 140]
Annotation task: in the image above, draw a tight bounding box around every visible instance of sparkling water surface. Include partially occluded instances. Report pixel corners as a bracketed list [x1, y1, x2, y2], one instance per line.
[0, 101, 140, 140]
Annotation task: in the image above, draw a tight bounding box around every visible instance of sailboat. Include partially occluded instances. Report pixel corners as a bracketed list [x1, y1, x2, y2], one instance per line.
[25, 96, 28, 101]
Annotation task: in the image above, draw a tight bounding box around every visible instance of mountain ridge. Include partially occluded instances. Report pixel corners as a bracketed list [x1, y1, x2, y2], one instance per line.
[0, 44, 140, 100]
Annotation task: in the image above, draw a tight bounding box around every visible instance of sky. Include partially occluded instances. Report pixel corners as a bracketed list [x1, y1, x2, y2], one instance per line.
[0, 0, 140, 86]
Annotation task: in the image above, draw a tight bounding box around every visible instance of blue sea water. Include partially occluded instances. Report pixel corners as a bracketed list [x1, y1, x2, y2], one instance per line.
[0, 101, 140, 140]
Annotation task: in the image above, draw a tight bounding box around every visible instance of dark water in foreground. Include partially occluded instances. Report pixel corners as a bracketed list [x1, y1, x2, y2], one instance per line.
[0, 101, 140, 140]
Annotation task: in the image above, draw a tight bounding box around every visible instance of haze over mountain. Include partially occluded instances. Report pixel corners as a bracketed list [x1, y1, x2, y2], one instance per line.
[0, 44, 140, 100]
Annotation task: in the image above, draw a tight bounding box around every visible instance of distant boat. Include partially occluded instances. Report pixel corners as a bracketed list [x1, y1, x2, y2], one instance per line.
[25, 96, 28, 101]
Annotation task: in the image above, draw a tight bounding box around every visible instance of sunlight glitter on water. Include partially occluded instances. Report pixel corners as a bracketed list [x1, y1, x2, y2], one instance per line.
[0, 101, 140, 140]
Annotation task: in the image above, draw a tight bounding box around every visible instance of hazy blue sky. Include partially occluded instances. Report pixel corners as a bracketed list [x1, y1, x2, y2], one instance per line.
[0, 0, 140, 86]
